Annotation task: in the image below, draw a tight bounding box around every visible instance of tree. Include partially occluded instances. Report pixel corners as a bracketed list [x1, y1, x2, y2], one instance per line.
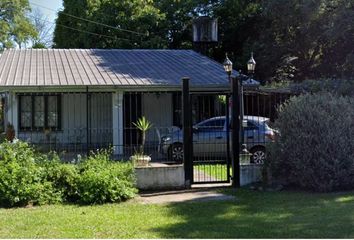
[211, 0, 263, 71]
[53, 0, 166, 49]
[0, 0, 37, 49]
[29, 8, 54, 48]
[154, 0, 220, 49]
[255, 0, 354, 81]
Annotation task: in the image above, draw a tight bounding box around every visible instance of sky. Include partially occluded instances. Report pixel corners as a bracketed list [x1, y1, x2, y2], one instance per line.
[29, 0, 63, 23]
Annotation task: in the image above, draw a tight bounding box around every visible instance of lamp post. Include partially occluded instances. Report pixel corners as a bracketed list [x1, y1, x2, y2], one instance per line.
[223, 52, 256, 188]
[247, 52, 256, 78]
[223, 53, 233, 82]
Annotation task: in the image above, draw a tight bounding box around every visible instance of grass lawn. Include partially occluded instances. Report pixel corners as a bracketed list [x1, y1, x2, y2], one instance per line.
[194, 164, 229, 181]
[2, 189, 354, 238]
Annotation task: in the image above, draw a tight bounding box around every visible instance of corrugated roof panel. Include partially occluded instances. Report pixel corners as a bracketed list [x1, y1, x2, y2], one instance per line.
[75, 49, 96, 85]
[36, 49, 45, 86]
[6, 50, 21, 86]
[0, 49, 229, 88]
[87, 50, 115, 85]
[68, 49, 88, 85]
[104, 50, 133, 85]
[83, 49, 106, 85]
[43, 50, 53, 85]
[0, 51, 9, 84]
[63, 50, 80, 85]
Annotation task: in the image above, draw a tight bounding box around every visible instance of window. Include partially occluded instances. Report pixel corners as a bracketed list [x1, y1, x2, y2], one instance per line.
[19, 95, 61, 131]
[197, 118, 225, 132]
[244, 121, 258, 131]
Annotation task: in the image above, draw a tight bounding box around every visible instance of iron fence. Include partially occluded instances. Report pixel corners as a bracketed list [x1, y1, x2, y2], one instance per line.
[2, 91, 230, 164]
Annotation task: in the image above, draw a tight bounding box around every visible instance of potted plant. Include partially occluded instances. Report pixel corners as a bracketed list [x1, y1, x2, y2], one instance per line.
[130, 116, 153, 167]
[5, 123, 15, 142]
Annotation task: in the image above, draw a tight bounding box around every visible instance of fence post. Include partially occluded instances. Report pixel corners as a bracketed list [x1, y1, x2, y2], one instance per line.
[182, 77, 193, 188]
[231, 76, 240, 188]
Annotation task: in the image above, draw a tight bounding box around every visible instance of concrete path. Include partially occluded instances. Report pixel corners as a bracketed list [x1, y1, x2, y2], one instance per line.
[139, 187, 235, 204]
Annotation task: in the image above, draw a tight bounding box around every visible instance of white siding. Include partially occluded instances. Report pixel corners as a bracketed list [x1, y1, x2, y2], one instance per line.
[16, 93, 113, 146]
[142, 93, 173, 143]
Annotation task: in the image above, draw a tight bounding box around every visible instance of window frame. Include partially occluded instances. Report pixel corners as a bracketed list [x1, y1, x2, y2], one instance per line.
[18, 94, 61, 131]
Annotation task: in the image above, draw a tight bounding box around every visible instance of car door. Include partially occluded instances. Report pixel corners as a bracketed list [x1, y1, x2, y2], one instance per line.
[243, 120, 259, 150]
[193, 118, 226, 157]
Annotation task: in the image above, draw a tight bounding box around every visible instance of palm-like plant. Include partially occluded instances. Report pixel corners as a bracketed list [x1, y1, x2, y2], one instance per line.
[133, 116, 152, 155]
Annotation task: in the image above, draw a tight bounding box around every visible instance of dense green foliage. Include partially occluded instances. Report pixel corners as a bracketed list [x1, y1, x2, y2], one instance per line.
[254, 0, 354, 81]
[0, 141, 137, 207]
[77, 150, 137, 204]
[292, 78, 354, 97]
[0, 0, 37, 48]
[0, 141, 61, 207]
[269, 93, 354, 192]
[53, 0, 166, 49]
[52, 0, 354, 81]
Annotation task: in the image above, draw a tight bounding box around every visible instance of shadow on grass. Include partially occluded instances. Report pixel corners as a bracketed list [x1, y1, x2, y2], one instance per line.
[150, 189, 354, 238]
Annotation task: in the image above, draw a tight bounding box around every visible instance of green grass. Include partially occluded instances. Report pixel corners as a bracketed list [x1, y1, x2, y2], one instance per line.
[194, 164, 229, 181]
[2, 189, 354, 238]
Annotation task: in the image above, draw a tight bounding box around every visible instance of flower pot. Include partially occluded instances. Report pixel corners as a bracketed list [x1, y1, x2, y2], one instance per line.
[130, 155, 151, 167]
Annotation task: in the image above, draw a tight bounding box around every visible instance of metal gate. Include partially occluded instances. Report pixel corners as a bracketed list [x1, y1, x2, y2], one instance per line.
[190, 92, 231, 184]
[181, 78, 232, 185]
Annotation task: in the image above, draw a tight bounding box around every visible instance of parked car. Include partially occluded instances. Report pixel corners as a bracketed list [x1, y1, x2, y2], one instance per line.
[160, 115, 275, 164]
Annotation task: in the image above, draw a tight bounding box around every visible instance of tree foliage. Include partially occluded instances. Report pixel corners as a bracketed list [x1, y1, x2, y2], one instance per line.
[0, 0, 37, 49]
[255, 0, 354, 81]
[53, 0, 166, 49]
[52, 0, 354, 81]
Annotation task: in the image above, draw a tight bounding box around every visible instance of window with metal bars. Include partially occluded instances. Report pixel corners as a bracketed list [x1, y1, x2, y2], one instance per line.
[19, 95, 61, 131]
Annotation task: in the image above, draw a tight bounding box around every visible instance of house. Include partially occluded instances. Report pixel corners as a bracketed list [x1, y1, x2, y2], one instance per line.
[0, 49, 229, 159]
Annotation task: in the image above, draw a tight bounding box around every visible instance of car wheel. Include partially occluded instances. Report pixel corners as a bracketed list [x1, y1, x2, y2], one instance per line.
[168, 143, 183, 163]
[250, 147, 266, 164]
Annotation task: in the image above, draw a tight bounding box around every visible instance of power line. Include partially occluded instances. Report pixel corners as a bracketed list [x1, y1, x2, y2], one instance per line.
[39, 18, 130, 41]
[29, 1, 148, 37]
[56, 23, 128, 41]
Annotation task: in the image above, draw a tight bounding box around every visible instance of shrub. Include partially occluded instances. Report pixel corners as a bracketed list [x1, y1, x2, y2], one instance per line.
[77, 150, 137, 204]
[269, 93, 354, 192]
[38, 153, 79, 202]
[0, 141, 61, 207]
[0, 142, 137, 207]
[291, 78, 354, 97]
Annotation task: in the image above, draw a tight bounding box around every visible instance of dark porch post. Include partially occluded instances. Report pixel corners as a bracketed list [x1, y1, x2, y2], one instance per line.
[86, 87, 91, 157]
[182, 77, 193, 188]
[231, 76, 241, 188]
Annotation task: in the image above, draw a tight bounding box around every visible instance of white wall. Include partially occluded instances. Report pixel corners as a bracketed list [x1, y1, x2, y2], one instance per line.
[16, 93, 113, 147]
[142, 93, 173, 143]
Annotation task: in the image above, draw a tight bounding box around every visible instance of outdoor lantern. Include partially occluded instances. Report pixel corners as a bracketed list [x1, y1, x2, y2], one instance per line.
[247, 52, 256, 74]
[223, 54, 233, 75]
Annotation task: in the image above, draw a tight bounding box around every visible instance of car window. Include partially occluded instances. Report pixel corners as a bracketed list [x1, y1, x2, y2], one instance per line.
[197, 119, 225, 131]
[244, 121, 258, 130]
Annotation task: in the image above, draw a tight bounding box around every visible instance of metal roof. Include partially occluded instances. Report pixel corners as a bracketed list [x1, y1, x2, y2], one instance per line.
[0, 49, 229, 88]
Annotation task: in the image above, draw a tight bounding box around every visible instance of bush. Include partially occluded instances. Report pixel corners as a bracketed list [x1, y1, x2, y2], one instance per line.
[77, 150, 137, 204]
[269, 93, 354, 192]
[0, 141, 61, 207]
[291, 79, 354, 97]
[38, 153, 79, 202]
[0, 142, 137, 207]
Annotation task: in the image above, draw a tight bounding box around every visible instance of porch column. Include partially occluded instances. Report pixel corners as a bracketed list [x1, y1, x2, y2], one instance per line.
[7, 92, 18, 136]
[112, 91, 124, 155]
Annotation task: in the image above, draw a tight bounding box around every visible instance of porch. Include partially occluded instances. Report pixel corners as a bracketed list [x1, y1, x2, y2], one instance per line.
[3, 90, 224, 162]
